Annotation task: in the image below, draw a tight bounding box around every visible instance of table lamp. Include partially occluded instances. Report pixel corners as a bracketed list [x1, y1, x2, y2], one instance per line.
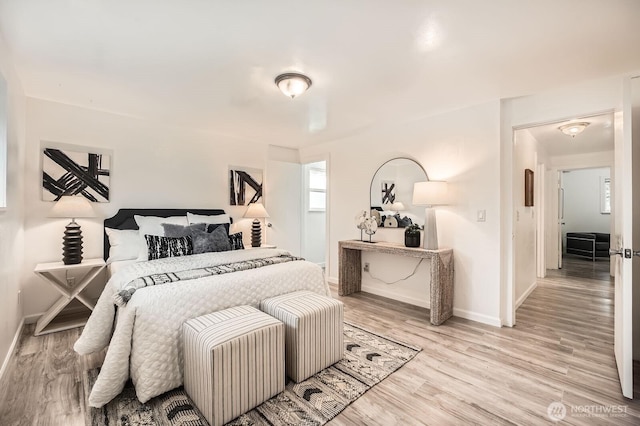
[50, 196, 96, 264]
[243, 203, 270, 247]
[412, 181, 448, 250]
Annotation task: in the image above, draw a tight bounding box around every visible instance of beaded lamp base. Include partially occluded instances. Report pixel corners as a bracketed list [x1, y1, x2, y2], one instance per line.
[62, 219, 83, 265]
[251, 219, 262, 248]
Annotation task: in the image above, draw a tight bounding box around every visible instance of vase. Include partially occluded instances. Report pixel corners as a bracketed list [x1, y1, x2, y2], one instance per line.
[404, 231, 420, 248]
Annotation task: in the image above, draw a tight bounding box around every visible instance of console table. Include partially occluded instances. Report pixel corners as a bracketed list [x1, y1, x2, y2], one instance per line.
[338, 240, 454, 325]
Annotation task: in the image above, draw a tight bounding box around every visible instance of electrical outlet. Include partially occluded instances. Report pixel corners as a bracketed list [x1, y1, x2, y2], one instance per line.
[364, 262, 370, 272]
[67, 276, 76, 287]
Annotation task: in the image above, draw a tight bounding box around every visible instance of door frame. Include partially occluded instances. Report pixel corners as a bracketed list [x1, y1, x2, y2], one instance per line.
[299, 153, 331, 273]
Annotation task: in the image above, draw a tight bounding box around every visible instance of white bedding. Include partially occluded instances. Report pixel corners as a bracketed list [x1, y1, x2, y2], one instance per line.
[106, 259, 139, 277]
[75, 248, 329, 407]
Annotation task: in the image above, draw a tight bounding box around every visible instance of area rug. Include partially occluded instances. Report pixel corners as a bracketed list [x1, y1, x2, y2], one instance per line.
[84, 323, 421, 426]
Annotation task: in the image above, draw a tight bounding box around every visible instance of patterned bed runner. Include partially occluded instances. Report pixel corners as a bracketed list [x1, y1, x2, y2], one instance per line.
[113, 255, 303, 306]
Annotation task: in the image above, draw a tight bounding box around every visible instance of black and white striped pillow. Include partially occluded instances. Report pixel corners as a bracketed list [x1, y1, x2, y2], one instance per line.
[145, 235, 193, 260]
[229, 232, 244, 250]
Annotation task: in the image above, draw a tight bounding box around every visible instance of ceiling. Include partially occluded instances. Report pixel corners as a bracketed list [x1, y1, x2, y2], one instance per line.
[524, 113, 614, 157]
[1, 0, 639, 148]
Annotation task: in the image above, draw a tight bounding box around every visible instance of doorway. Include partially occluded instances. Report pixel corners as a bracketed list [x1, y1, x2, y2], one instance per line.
[301, 160, 327, 269]
[555, 167, 612, 280]
[512, 111, 614, 310]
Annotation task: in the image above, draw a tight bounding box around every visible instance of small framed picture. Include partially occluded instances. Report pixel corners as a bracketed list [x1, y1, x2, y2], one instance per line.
[524, 169, 534, 207]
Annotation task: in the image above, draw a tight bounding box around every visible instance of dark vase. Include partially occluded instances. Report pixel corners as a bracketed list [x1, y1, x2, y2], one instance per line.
[404, 230, 420, 248]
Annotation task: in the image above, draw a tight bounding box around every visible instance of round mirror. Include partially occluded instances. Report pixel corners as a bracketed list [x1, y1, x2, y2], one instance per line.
[369, 158, 427, 228]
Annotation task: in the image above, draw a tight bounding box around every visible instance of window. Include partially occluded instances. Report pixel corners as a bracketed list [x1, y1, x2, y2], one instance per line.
[308, 167, 326, 211]
[600, 176, 611, 214]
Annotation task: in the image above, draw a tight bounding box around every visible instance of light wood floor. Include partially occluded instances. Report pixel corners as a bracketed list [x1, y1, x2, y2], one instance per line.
[1, 263, 639, 425]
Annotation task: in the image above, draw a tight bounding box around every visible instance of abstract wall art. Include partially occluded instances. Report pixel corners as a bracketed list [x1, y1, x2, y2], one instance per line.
[229, 166, 263, 206]
[42, 146, 111, 202]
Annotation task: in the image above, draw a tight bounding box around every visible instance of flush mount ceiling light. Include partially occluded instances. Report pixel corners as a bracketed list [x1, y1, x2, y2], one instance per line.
[275, 72, 312, 98]
[558, 122, 590, 138]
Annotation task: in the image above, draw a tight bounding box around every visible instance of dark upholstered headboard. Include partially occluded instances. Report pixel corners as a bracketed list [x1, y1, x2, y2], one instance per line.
[103, 208, 230, 261]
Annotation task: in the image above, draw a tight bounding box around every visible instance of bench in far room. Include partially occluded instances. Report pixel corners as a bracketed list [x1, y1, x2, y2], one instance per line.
[566, 232, 610, 261]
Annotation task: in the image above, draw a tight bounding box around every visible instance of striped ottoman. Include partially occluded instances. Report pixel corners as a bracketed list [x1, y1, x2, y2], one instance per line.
[182, 305, 284, 426]
[260, 291, 343, 382]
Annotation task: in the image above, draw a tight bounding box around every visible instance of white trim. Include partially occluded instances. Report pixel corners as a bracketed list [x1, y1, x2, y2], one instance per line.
[24, 312, 43, 324]
[360, 285, 430, 309]
[0, 317, 24, 384]
[454, 308, 503, 327]
[515, 281, 537, 309]
[327, 276, 338, 285]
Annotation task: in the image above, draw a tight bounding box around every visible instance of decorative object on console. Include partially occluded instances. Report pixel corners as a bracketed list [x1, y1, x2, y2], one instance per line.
[50, 195, 96, 265]
[42, 146, 111, 202]
[524, 168, 534, 207]
[383, 215, 398, 228]
[243, 202, 270, 247]
[229, 166, 263, 206]
[404, 224, 421, 248]
[275, 72, 312, 98]
[355, 210, 378, 242]
[363, 215, 378, 242]
[412, 181, 448, 250]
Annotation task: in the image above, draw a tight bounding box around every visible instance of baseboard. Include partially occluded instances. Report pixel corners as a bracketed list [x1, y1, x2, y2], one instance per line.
[24, 312, 43, 325]
[360, 285, 429, 309]
[453, 308, 502, 327]
[516, 281, 537, 309]
[0, 317, 24, 385]
[327, 276, 338, 285]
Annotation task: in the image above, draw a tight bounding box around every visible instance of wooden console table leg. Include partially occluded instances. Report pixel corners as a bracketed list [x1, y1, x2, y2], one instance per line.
[339, 246, 362, 296]
[430, 251, 454, 325]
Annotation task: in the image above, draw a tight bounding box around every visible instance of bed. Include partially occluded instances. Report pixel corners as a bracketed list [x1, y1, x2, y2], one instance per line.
[74, 208, 329, 408]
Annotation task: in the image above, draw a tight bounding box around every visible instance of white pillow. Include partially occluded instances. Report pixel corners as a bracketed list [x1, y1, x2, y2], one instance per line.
[105, 228, 141, 264]
[134, 215, 189, 260]
[187, 212, 230, 225]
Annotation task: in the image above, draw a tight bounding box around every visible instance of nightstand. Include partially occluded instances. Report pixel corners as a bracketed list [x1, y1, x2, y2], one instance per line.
[33, 258, 106, 336]
[246, 244, 277, 249]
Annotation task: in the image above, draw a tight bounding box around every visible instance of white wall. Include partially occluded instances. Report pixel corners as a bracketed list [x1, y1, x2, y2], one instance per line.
[562, 168, 611, 243]
[0, 34, 26, 378]
[513, 129, 537, 306]
[301, 101, 503, 326]
[21, 98, 270, 317]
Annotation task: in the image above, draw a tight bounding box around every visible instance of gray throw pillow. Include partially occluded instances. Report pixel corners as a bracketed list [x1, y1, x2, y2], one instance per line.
[192, 226, 231, 254]
[162, 223, 206, 237]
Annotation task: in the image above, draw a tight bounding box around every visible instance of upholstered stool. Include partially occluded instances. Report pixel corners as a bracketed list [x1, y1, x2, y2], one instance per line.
[182, 305, 284, 426]
[260, 291, 343, 382]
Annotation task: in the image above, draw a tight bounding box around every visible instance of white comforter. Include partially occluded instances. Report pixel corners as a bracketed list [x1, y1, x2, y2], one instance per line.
[74, 249, 329, 407]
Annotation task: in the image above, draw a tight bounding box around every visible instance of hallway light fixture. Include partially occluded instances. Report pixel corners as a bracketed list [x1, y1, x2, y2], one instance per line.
[558, 122, 590, 138]
[275, 72, 312, 98]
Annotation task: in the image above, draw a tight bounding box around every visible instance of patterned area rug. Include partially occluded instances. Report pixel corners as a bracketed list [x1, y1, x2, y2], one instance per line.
[84, 323, 421, 426]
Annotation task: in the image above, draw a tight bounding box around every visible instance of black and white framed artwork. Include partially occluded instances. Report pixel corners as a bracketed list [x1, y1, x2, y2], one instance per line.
[229, 166, 263, 206]
[42, 146, 111, 202]
[381, 180, 396, 205]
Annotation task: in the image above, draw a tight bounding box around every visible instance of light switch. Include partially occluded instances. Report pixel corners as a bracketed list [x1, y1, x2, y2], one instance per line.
[477, 209, 486, 222]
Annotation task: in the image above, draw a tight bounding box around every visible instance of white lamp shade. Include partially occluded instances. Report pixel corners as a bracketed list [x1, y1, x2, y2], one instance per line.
[389, 201, 406, 212]
[243, 202, 270, 219]
[412, 181, 448, 206]
[49, 196, 96, 218]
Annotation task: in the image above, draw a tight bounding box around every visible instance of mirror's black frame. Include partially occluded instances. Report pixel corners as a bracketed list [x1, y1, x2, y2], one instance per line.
[369, 157, 429, 229]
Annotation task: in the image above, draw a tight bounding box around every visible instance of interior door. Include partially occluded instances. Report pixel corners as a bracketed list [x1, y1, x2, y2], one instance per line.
[611, 76, 637, 399]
